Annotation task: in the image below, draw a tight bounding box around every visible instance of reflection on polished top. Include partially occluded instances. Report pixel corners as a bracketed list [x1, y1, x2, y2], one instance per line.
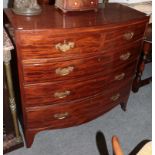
[4, 3, 148, 30]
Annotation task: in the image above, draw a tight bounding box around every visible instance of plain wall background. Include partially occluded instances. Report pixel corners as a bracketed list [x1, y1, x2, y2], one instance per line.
[3, 0, 151, 8]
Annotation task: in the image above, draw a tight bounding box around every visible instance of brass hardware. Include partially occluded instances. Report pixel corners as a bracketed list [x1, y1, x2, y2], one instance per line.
[55, 66, 74, 76]
[9, 97, 16, 112]
[16, 137, 23, 143]
[120, 52, 131, 61]
[143, 55, 147, 60]
[55, 40, 75, 52]
[54, 90, 71, 99]
[115, 73, 125, 81]
[4, 51, 21, 141]
[110, 93, 120, 101]
[53, 112, 69, 120]
[3, 30, 23, 145]
[123, 32, 134, 40]
[3, 50, 11, 64]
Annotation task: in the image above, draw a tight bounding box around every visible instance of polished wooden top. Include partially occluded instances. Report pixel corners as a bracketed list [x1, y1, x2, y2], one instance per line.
[4, 3, 149, 30]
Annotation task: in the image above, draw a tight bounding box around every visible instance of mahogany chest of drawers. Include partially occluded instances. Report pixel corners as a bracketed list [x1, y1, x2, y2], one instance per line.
[4, 3, 149, 148]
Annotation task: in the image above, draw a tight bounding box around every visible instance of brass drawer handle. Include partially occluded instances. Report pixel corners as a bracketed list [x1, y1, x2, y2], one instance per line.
[120, 52, 131, 61]
[55, 66, 74, 76]
[115, 73, 125, 81]
[54, 90, 71, 99]
[123, 32, 134, 40]
[55, 40, 75, 52]
[110, 93, 120, 101]
[53, 112, 69, 120]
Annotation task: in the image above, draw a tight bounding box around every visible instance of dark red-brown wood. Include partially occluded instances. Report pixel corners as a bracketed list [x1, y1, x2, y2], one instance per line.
[26, 81, 132, 129]
[38, 0, 55, 5]
[23, 61, 136, 107]
[4, 3, 148, 30]
[4, 3, 149, 148]
[132, 24, 152, 92]
[22, 42, 141, 84]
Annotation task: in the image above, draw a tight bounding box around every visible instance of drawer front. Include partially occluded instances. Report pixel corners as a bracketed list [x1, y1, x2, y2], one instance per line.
[101, 22, 146, 51]
[23, 61, 136, 107]
[23, 54, 109, 84]
[19, 32, 101, 60]
[26, 82, 131, 129]
[19, 22, 145, 61]
[22, 42, 141, 84]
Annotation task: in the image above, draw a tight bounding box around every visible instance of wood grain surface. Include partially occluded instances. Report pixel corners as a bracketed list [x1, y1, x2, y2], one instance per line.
[4, 3, 149, 148]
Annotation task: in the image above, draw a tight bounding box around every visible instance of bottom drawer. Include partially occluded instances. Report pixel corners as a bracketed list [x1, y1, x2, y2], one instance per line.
[26, 81, 132, 129]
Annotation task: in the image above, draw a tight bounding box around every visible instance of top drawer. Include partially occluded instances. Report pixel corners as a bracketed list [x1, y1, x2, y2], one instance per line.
[18, 22, 146, 60]
[18, 31, 101, 60]
[101, 22, 146, 50]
